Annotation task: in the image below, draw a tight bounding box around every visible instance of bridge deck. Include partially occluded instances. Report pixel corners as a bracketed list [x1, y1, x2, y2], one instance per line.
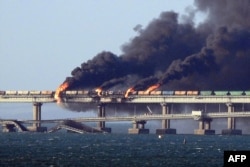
[6, 111, 249, 124]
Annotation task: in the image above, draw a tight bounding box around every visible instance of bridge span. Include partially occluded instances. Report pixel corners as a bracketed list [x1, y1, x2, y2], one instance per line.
[1, 91, 250, 135]
[13, 111, 250, 123]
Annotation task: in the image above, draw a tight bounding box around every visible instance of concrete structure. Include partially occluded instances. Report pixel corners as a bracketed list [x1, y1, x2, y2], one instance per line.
[192, 111, 215, 135]
[1, 120, 28, 132]
[1, 91, 250, 134]
[194, 118, 215, 135]
[27, 103, 47, 132]
[96, 104, 111, 133]
[221, 103, 242, 135]
[156, 103, 176, 135]
[128, 120, 149, 134]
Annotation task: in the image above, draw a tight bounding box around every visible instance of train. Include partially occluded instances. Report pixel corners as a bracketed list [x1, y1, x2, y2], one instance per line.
[0, 90, 55, 96]
[1, 90, 250, 98]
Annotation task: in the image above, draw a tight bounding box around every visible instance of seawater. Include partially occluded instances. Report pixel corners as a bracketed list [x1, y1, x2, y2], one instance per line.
[0, 133, 250, 167]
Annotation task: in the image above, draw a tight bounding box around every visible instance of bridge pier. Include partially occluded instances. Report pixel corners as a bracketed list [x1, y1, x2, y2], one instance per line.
[96, 104, 111, 133]
[194, 118, 215, 135]
[222, 103, 242, 135]
[156, 103, 176, 135]
[27, 102, 47, 132]
[128, 120, 149, 134]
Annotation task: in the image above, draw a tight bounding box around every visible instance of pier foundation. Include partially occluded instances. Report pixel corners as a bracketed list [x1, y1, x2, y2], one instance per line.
[222, 103, 242, 135]
[128, 120, 149, 134]
[156, 103, 176, 135]
[96, 104, 111, 133]
[194, 118, 215, 135]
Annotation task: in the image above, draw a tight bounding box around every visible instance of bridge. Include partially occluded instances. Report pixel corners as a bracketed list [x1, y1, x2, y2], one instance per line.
[1, 91, 250, 135]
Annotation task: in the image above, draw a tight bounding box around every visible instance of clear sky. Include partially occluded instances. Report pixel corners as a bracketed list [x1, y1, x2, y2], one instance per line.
[0, 0, 199, 91]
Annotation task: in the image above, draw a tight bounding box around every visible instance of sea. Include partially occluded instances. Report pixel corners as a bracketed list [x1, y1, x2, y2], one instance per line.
[1, 103, 250, 166]
[0, 133, 250, 167]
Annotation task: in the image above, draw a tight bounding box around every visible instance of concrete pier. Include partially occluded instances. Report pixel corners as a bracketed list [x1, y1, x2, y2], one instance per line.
[194, 118, 215, 135]
[221, 103, 242, 135]
[33, 102, 42, 128]
[27, 103, 47, 132]
[156, 103, 176, 135]
[128, 120, 149, 134]
[96, 104, 111, 133]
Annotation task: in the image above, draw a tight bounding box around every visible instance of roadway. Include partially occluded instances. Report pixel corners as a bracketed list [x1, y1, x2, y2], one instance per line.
[4, 111, 249, 124]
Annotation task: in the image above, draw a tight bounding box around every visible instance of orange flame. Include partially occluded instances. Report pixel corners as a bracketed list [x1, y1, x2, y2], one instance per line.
[145, 83, 160, 94]
[125, 87, 135, 98]
[54, 82, 69, 102]
[95, 87, 102, 96]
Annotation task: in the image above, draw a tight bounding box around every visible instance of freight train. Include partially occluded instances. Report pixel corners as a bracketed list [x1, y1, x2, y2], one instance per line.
[1, 90, 250, 98]
[0, 90, 55, 96]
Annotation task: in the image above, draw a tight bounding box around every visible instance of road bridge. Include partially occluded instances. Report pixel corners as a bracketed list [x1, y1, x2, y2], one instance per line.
[12, 111, 250, 123]
[1, 91, 250, 134]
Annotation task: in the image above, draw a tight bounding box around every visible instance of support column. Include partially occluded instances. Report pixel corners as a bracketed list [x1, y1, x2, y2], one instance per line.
[222, 103, 242, 135]
[97, 104, 102, 129]
[96, 104, 111, 133]
[162, 103, 170, 129]
[33, 102, 42, 128]
[156, 103, 176, 135]
[101, 104, 106, 128]
[194, 118, 215, 135]
[128, 120, 149, 134]
[227, 103, 235, 129]
[27, 102, 47, 132]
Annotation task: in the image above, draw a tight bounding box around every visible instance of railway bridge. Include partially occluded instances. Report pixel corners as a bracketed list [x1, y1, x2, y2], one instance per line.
[1, 90, 250, 135]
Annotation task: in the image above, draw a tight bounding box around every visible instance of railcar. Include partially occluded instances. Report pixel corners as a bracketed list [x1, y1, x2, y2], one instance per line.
[29, 90, 41, 95]
[150, 91, 162, 95]
[5, 90, 17, 95]
[199, 91, 213, 96]
[174, 91, 187, 95]
[162, 91, 174, 95]
[187, 91, 199, 96]
[229, 91, 245, 96]
[17, 90, 29, 95]
[138, 91, 150, 95]
[0, 91, 5, 95]
[213, 91, 230, 96]
[244, 91, 250, 95]
[65, 90, 78, 95]
[41, 90, 54, 95]
[77, 90, 89, 95]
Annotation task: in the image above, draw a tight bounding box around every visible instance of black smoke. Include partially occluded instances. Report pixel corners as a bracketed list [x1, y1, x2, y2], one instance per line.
[63, 0, 250, 91]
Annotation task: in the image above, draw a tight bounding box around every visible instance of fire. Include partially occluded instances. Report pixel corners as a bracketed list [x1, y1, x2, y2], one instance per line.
[95, 87, 102, 96]
[145, 83, 160, 94]
[54, 82, 69, 102]
[125, 87, 135, 98]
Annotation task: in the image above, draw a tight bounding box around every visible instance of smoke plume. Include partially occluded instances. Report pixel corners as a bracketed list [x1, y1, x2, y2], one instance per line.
[63, 0, 250, 91]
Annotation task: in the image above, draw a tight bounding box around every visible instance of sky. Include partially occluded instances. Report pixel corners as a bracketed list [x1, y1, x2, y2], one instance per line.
[0, 0, 198, 91]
